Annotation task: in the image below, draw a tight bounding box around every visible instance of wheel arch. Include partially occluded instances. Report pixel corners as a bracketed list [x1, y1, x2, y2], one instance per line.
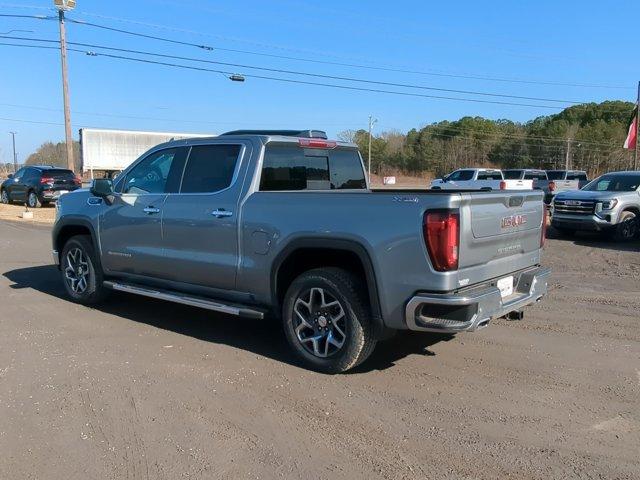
[53, 217, 100, 267]
[271, 237, 384, 336]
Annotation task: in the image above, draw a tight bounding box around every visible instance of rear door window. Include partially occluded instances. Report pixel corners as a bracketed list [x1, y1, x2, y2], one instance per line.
[179, 144, 241, 193]
[260, 145, 366, 191]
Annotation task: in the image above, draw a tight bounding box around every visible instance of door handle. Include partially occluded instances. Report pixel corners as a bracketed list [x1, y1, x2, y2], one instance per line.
[211, 209, 233, 218]
[143, 206, 160, 214]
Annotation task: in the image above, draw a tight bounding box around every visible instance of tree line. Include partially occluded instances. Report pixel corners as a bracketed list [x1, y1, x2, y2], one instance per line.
[339, 101, 636, 178]
[10, 100, 636, 179]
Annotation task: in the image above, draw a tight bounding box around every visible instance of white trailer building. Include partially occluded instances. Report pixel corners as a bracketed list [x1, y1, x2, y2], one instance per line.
[79, 128, 212, 177]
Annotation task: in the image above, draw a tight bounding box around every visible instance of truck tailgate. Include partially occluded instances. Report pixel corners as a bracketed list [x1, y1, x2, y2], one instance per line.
[459, 190, 544, 277]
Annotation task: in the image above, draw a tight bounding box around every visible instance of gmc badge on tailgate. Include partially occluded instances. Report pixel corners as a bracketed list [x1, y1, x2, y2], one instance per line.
[501, 214, 527, 229]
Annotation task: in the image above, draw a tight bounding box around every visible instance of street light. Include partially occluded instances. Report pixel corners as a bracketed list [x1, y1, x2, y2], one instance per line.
[54, 0, 76, 10]
[54, 0, 76, 172]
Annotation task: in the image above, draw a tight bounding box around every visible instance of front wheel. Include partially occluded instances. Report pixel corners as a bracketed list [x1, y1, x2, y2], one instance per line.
[282, 268, 376, 373]
[0, 189, 9, 204]
[612, 211, 638, 241]
[60, 235, 110, 305]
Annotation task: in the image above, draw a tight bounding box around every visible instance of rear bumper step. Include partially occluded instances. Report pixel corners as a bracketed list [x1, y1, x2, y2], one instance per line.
[404, 266, 550, 333]
[103, 281, 264, 320]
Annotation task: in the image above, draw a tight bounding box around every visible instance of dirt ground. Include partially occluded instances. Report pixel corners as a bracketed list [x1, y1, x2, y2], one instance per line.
[0, 202, 57, 224]
[0, 220, 638, 479]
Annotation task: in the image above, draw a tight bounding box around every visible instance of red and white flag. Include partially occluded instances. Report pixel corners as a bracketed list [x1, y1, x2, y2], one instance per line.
[623, 105, 638, 150]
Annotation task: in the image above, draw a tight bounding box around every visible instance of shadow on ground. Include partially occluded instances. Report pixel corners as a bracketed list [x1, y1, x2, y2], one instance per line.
[3, 264, 451, 373]
[546, 227, 640, 253]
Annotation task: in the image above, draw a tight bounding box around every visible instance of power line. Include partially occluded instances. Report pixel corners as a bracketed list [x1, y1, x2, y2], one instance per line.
[65, 12, 631, 90]
[0, 34, 588, 105]
[0, 41, 568, 109]
[0, 102, 362, 128]
[1, 12, 633, 91]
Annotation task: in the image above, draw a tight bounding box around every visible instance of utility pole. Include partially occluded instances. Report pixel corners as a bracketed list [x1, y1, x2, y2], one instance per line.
[9, 131, 17, 173]
[55, 0, 76, 172]
[367, 115, 377, 182]
[565, 137, 571, 170]
[635, 81, 639, 170]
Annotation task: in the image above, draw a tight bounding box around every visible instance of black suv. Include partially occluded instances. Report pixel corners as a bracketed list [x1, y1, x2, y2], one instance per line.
[1, 165, 81, 208]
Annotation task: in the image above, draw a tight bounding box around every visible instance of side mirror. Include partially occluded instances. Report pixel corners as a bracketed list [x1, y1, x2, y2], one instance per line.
[442, 175, 449, 182]
[90, 178, 114, 203]
[7, 173, 13, 179]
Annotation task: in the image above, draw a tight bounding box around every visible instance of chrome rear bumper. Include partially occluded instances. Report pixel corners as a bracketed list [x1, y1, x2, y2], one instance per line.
[405, 266, 551, 333]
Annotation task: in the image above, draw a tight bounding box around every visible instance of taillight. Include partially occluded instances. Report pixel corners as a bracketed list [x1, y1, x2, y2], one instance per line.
[298, 138, 337, 149]
[40, 176, 54, 184]
[423, 211, 459, 272]
[541, 207, 548, 248]
[548, 181, 556, 192]
[499, 180, 506, 190]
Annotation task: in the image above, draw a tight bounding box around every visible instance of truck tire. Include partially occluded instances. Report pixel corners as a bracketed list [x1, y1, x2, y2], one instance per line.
[282, 268, 377, 374]
[612, 211, 638, 241]
[0, 189, 9, 204]
[60, 235, 110, 305]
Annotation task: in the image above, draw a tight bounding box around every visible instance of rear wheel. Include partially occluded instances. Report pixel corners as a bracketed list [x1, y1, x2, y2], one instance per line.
[612, 211, 638, 241]
[282, 268, 376, 373]
[60, 235, 110, 305]
[0, 189, 8, 204]
[26, 191, 41, 209]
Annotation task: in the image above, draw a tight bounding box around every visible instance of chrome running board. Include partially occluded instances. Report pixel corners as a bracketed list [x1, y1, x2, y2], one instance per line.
[103, 281, 264, 320]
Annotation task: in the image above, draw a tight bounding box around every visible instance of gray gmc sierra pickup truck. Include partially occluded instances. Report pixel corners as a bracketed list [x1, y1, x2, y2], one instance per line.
[52, 130, 550, 373]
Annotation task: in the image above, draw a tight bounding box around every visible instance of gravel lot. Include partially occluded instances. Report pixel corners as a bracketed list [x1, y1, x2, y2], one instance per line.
[0, 219, 638, 479]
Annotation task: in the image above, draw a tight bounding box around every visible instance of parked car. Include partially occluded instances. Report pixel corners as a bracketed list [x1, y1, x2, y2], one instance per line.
[0, 165, 81, 208]
[431, 168, 533, 190]
[552, 171, 640, 241]
[544, 169, 589, 204]
[52, 130, 550, 373]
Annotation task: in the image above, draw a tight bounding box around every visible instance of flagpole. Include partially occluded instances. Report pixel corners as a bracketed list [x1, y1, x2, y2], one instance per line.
[635, 81, 639, 170]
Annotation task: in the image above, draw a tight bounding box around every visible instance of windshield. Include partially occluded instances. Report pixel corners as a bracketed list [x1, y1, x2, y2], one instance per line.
[582, 174, 640, 192]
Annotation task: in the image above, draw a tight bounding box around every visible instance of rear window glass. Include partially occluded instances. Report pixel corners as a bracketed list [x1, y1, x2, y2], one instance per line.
[523, 171, 547, 180]
[477, 171, 503, 180]
[260, 145, 366, 191]
[546, 171, 565, 180]
[503, 170, 522, 179]
[46, 169, 74, 178]
[566, 172, 587, 181]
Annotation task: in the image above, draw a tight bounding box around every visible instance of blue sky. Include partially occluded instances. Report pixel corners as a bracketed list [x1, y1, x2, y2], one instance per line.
[0, 0, 638, 163]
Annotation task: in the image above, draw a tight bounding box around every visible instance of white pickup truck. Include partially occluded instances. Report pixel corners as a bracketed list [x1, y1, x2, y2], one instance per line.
[431, 168, 533, 190]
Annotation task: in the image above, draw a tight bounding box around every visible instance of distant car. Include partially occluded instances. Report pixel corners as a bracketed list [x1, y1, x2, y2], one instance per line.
[552, 171, 640, 241]
[430, 168, 533, 190]
[0, 165, 81, 208]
